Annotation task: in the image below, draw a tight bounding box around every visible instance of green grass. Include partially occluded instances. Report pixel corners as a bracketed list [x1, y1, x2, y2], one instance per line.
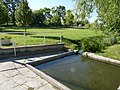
[97, 44, 120, 60]
[1, 27, 120, 60]
[1, 27, 102, 49]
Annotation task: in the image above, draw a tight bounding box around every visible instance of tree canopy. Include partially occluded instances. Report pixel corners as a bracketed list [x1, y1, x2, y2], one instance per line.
[64, 10, 74, 26]
[2, 0, 19, 25]
[51, 5, 66, 25]
[32, 9, 45, 26]
[15, 0, 32, 31]
[0, 1, 6, 30]
[73, 0, 120, 34]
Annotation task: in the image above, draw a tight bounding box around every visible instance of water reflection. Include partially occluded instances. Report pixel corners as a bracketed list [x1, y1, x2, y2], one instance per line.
[35, 55, 120, 90]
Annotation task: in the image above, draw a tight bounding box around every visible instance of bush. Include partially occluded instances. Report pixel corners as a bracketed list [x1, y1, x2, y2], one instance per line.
[81, 36, 118, 53]
[104, 37, 118, 46]
[81, 36, 105, 52]
[116, 36, 120, 43]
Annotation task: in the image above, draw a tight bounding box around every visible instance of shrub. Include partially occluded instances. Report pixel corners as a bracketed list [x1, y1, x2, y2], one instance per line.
[81, 36, 118, 53]
[81, 36, 105, 52]
[104, 37, 118, 46]
[64, 35, 118, 52]
[116, 36, 120, 43]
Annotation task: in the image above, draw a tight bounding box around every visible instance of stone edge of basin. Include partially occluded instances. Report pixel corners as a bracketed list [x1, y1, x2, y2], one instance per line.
[117, 85, 120, 90]
[26, 64, 71, 90]
[82, 52, 120, 66]
[26, 51, 74, 90]
[28, 51, 74, 66]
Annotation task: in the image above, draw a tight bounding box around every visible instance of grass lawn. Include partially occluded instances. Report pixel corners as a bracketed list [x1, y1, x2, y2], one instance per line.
[97, 44, 120, 60]
[1, 27, 102, 49]
[1, 27, 120, 60]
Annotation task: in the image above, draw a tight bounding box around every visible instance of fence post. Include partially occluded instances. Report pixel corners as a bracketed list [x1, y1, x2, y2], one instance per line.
[60, 33, 62, 44]
[24, 32, 26, 46]
[13, 42, 16, 57]
[44, 33, 46, 45]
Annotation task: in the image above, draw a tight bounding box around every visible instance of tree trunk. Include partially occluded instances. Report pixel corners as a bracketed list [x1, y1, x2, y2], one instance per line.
[0, 25, 2, 31]
[25, 25, 27, 36]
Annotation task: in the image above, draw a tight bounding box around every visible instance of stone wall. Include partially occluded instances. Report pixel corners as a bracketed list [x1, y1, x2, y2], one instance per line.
[82, 52, 120, 66]
[0, 44, 65, 59]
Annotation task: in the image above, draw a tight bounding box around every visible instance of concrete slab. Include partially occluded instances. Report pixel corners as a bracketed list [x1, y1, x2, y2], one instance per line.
[0, 51, 73, 90]
[0, 61, 60, 90]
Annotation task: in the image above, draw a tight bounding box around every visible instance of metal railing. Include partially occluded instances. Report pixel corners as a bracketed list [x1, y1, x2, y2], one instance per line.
[0, 32, 63, 47]
[0, 32, 63, 57]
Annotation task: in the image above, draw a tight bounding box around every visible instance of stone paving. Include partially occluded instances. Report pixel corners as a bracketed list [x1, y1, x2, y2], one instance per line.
[0, 51, 73, 90]
[0, 61, 59, 90]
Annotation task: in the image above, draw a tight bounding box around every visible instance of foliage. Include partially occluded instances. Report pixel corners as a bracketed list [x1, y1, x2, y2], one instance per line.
[50, 15, 61, 26]
[2, 0, 19, 25]
[116, 36, 120, 43]
[15, 0, 32, 31]
[96, 0, 120, 33]
[73, 0, 120, 34]
[81, 36, 105, 52]
[42, 7, 52, 25]
[0, 1, 6, 28]
[32, 9, 45, 26]
[51, 5, 66, 25]
[90, 21, 98, 29]
[84, 23, 90, 28]
[103, 37, 118, 46]
[73, 0, 93, 23]
[64, 10, 74, 26]
[0, 3, 74, 27]
[81, 36, 118, 52]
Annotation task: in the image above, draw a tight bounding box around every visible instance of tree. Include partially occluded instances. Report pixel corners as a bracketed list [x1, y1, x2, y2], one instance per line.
[0, 1, 6, 30]
[15, 0, 32, 32]
[32, 9, 45, 26]
[51, 15, 61, 26]
[73, 0, 93, 23]
[64, 10, 74, 26]
[2, 0, 19, 26]
[51, 5, 66, 25]
[95, 0, 120, 34]
[57, 5, 66, 23]
[73, 0, 120, 34]
[2, 0, 10, 25]
[43, 7, 52, 25]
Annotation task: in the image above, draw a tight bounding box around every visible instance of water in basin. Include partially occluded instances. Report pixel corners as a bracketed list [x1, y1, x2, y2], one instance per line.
[35, 55, 120, 90]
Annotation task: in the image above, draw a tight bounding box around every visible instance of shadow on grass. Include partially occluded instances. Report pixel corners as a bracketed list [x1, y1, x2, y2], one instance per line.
[2, 26, 31, 30]
[1, 29, 33, 35]
[31, 36, 60, 40]
[2, 26, 66, 31]
[31, 35, 81, 49]
[1, 26, 66, 35]
[98, 47, 108, 53]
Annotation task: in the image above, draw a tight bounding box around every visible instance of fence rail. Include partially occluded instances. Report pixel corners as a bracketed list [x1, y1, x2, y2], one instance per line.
[0, 32, 63, 48]
[0, 32, 63, 57]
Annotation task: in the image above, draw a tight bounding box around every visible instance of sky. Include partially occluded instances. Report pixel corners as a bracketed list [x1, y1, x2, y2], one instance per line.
[27, 0, 74, 10]
[27, 0, 97, 23]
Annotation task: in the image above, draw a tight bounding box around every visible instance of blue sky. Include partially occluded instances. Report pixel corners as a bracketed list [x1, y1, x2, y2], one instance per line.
[27, 0, 74, 10]
[27, 0, 97, 23]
